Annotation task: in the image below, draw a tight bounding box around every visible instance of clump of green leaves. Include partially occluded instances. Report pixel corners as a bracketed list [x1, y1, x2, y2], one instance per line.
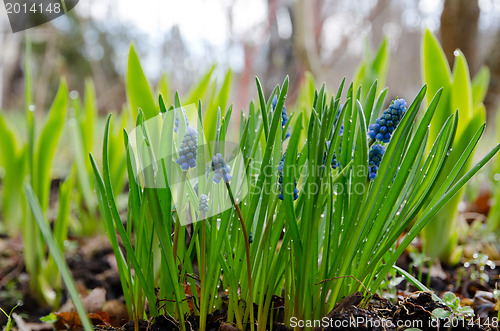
[92, 44, 500, 331]
[464, 253, 496, 284]
[421, 29, 490, 264]
[0, 39, 73, 308]
[432, 292, 474, 320]
[0, 303, 20, 331]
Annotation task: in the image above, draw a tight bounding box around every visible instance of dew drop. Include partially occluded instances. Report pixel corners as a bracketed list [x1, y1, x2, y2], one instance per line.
[69, 90, 79, 100]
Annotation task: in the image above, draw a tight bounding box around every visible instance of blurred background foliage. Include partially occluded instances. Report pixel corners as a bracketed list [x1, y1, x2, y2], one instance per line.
[0, 0, 499, 115]
[0, 0, 500, 321]
[0, 0, 500, 181]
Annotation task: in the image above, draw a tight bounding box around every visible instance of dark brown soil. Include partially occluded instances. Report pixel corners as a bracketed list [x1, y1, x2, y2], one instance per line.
[1, 232, 498, 330]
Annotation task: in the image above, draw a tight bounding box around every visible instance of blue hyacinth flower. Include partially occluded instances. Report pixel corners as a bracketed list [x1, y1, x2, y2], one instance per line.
[323, 140, 340, 169]
[176, 126, 198, 171]
[278, 153, 299, 200]
[368, 144, 385, 180]
[174, 108, 189, 133]
[212, 153, 232, 183]
[368, 98, 407, 143]
[199, 194, 209, 213]
[272, 95, 291, 140]
[322, 123, 343, 169]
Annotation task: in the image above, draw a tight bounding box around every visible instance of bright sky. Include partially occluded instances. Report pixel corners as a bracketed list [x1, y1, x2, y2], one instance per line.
[65, 0, 500, 81]
[75, 0, 267, 78]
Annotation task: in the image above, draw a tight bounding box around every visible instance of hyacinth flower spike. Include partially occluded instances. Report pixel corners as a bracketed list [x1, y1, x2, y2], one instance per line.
[210, 152, 254, 329]
[174, 107, 189, 133]
[176, 126, 198, 171]
[323, 141, 339, 169]
[212, 153, 232, 183]
[278, 154, 299, 201]
[368, 144, 385, 180]
[199, 194, 209, 213]
[173, 126, 198, 261]
[272, 95, 291, 140]
[323, 124, 343, 169]
[368, 98, 407, 143]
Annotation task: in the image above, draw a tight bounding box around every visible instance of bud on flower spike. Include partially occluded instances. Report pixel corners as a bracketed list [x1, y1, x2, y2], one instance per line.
[278, 154, 299, 200]
[368, 144, 385, 180]
[199, 194, 209, 213]
[323, 124, 343, 169]
[368, 98, 407, 143]
[176, 126, 198, 171]
[323, 140, 340, 169]
[174, 108, 189, 133]
[212, 153, 232, 183]
[272, 95, 291, 140]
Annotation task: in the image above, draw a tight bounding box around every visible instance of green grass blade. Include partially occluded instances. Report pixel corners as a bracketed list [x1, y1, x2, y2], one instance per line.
[25, 183, 93, 331]
[184, 65, 216, 105]
[100, 115, 159, 315]
[126, 45, 157, 119]
[471, 66, 490, 106]
[33, 80, 68, 211]
[393, 266, 441, 302]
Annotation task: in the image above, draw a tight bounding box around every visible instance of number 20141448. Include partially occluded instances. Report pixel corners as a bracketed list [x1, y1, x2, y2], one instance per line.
[5, 2, 61, 14]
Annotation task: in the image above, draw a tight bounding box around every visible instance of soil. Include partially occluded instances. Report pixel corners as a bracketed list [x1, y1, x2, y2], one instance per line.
[1, 232, 499, 330]
[1, 189, 500, 330]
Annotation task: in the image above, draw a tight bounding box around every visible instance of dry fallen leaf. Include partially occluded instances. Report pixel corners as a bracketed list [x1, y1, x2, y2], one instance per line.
[103, 299, 128, 327]
[82, 287, 106, 313]
[53, 311, 111, 330]
[58, 287, 106, 313]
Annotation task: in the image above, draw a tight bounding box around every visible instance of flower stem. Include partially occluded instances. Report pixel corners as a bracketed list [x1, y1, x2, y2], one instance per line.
[199, 214, 207, 331]
[368, 138, 375, 148]
[173, 171, 187, 263]
[225, 181, 255, 331]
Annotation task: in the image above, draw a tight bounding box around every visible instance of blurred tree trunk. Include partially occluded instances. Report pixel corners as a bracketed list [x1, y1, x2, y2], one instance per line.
[294, 0, 324, 82]
[263, 0, 302, 102]
[484, 28, 500, 116]
[440, 0, 480, 73]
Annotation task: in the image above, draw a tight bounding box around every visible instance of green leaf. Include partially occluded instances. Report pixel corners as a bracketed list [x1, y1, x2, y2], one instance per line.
[458, 306, 474, 316]
[349, 100, 368, 212]
[126, 45, 157, 120]
[471, 66, 490, 107]
[451, 50, 473, 136]
[363, 80, 377, 127]
[40, 313, 57, 323]
[25, 183, 93, 331]
[184, 65, 216, 105]
[432, 308, 452, 319]
[96, 115, 159, 315]
[354, 37, 389, 101]
[255, 76, 269, 140]
[422, 28, 452, 146]
[204, 69, 232, 143]
[82, 79, 97, 153]
[393, 265, 442, 302]
[45, 173, 74, 283]
[157, 74, 171, 107]
[33, 80, 68, 211]
[283, 113, 303, 257]
[70, 115, 96, 217]
[443, 292, 457, 303]
[371, 37, 389, 92]
[0, 112, 26, 229]
[422, 29, 452, 100]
